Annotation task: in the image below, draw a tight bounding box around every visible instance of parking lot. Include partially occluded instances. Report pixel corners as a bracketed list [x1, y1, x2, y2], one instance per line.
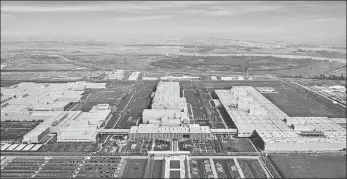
[213, 159, 241, 178]
[76, 156, 123, 178]
[153, 140, 170, 151]
[190, 159, 214, 179]
[179, 140, 219, 154]
[124, 140, 152, 154]
[38, 142, 98, 153]
[1, 121, 41, 143]
[1, 157, 45, 178]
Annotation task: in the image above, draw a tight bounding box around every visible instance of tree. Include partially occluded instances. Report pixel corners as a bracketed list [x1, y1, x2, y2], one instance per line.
[339, 73, 345, 80]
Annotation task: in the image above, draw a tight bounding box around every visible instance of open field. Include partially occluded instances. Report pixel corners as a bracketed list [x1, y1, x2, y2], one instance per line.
[270, 153, 347, 178]
[293, 78, 346, 87]
[152, 55, 319, 73]
[217, 137, 257, 153]
[262, 82, 346, 117]
[0, 80, 20, 87]
[274, 61, 346, 77]
[122, 159, 148, 178]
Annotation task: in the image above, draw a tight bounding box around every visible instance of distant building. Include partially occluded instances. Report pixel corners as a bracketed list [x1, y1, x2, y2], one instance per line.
[221, 76, 244, 81]
[160, 76, 200, 81]
[128, 72, 141, 80]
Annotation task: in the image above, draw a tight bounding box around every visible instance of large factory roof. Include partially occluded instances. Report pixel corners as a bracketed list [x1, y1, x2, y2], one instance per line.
[151, 81, 187, 111]
[1, 82, 86, 117]
[215, 86, 346, 145]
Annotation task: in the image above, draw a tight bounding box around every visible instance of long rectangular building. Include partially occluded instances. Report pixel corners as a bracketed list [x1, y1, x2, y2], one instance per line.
[143, 81, 189, 125]
[215, 86, 346, 151]
[129, 124, 211, 140]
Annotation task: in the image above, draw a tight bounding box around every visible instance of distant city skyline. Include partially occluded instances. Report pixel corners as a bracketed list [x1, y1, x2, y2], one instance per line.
[1, 1, 346, 45]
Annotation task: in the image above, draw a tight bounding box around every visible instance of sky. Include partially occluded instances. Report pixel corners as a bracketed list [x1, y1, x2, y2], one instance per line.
[1, 1, 346, 45]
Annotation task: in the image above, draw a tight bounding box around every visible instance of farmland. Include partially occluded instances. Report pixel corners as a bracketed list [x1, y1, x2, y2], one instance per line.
[152, 55, 319, 73]
[274, 61, 346, 77]
[270, 153, 347, 178]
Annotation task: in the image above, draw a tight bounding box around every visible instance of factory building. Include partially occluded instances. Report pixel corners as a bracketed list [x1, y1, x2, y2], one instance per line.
[22, 112, 68, 144]
[55, 109, 111, 143]
[215, 86, 346, 151]
[128, 124, 211, 140]
[0, 82, 85, 121]
[143, 81, 190, 125]
[151, 81, 188, 112]
[143, 109, 189, 124]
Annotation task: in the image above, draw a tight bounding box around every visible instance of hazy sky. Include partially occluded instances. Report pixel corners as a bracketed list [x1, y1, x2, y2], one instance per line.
[1, 1, 346, 45]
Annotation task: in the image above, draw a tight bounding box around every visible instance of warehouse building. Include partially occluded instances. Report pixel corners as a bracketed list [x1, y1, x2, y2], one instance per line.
[215, 86, 346, 151]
